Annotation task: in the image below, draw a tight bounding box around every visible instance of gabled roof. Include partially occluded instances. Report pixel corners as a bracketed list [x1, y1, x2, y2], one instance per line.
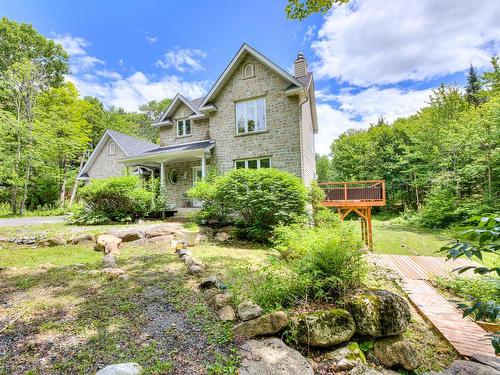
[199, 43, 304, 108]
[78, 129, 158, 178]
[155, 93, 204, 126]
[120, 140, 216, 163]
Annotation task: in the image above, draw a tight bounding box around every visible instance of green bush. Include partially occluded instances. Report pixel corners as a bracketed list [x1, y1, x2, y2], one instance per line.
[72, 176, 153, 224]
[188, 168, 308, 241]
[418, 185, 463, 228]
[435, 276, 499, 303]
[239, 220, 365, 310]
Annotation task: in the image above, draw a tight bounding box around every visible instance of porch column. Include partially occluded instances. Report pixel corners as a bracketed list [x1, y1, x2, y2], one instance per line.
[201, 155, 207, 179]
[160, 162, 165, 187]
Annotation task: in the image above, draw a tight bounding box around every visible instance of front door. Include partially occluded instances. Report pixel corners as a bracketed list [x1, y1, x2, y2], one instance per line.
[192, 166, 203, 207]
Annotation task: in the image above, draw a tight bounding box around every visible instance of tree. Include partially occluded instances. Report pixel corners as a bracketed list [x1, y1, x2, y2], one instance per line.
[482, 56, 500, 95]
[285, 0, 350, 20]
[138, 98, 172, 142]
[0, 17, 68, 89]
[465, 65, 482, 107]
[316, 154, 331, 182]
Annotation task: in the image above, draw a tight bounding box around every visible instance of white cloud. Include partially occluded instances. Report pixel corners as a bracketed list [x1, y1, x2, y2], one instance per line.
[70, 72, 209, 111]
[52, 34, 88, 55]
[312, 0, 500, 86]
[315, 87, 433, 154]
[146, 35, 158, 44]
[156, 48, 208, 72]
[95, 69, 122, 80]
[303, 25, 316, 44]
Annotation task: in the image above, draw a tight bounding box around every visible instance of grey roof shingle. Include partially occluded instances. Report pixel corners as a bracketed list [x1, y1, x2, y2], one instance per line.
[189, 97, 205, 109]
[107, 129, 159, 156]
[136, 140, 215, 157]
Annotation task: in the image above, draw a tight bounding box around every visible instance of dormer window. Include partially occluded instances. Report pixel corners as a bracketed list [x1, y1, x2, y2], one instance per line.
[176, 119, 192, 137]
[109, 142, 116, 156]
[244, 63, 255, 78]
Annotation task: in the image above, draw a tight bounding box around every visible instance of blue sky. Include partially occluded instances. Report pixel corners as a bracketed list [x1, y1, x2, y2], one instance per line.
[3, 0, 500, 153]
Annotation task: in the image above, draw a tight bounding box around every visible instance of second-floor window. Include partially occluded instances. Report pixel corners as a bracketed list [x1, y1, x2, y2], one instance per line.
[235, 97, 266, 135]
[177, 119, 191, 137]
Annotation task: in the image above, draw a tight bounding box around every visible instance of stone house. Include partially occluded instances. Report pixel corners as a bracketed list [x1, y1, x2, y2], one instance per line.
[79, 44, 318, 208]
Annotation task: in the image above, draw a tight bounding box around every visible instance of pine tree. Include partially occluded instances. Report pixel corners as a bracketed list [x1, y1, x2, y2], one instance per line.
[465, 65, 482, 106]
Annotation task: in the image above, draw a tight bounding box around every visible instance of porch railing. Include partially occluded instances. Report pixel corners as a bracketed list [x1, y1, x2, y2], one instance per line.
[319, 180, 386, 207]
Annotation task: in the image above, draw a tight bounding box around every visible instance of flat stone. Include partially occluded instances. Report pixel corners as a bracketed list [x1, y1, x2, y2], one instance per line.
[147, 234, 174, 243]
[323, 342, 366, 371]
[112, 229, 143, 242]
[103, 254, 117, 268]
[443, 360, 500, 375]
[188, 265, 204, 274]
[471, 354, 500, 372]
[349, 364, 384, 375]
[238, 337, 313, 375]
[95, 362, 142, 375]
[218, 306, 236, 321]
[145, 224, 177, 238]
[215, 232, 230, 242]
[184, 256, 203, 267]
[233, 311, 288, 338]
[178, 249, 192, 257]
[237, 300, 263, 321]
[101, 268, 126, 278]
[38, 235, 67, 247]
[95, 235, 122, 254]
[118, 274, 131, 281]
[211, 293, 232, 309]
[199, 275, 226, 290]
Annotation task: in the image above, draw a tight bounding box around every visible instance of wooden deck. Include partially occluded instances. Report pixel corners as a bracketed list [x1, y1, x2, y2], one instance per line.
[371, 254, 497, 358]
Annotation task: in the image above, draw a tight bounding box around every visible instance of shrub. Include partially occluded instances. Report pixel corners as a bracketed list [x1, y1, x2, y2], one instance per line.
[72, 176, 153, 224]
[309, 180, 325, 226]
[188, 168, 308, 241]
[418, 185, 463, 228]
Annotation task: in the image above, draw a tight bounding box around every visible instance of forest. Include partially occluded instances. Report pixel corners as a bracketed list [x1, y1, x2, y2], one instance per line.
[317, 62, 500, 227]
[0, 17, 170, 215]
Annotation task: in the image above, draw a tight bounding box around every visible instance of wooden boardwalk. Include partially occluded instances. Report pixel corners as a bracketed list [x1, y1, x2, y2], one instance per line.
[371, 254, 497, 358]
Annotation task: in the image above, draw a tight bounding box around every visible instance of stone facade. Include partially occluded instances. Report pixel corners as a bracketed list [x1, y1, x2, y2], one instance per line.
[87, 138, 126, 179]
[159, 105, 210, 147]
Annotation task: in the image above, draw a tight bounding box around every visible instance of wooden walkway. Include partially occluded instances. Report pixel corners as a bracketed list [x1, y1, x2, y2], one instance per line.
[371, 254, 497, 358]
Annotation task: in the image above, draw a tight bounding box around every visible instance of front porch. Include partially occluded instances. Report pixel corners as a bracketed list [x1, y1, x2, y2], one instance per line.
[120, 140, 215, 210]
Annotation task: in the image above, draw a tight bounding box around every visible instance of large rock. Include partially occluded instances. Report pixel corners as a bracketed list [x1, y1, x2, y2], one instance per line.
[101, 268, 126, 279]
[188, 265, 204, 274]
[323, 342, 366, 371]
[70, 233, 96, 245]
[237, 300, 263, 321]
[199, 275, 226, 290]
[292, 308, 356, 347]
[145, 224, 177, 238]
[218, 306, 236, 321]
[211, 293, 232, 309]
[443, 360, 500, 375]
[215, 232, 231, 242]
[349, 364, 384, 375]
[95, 235, 122, 254]
[184, 255, 203, 268]
[471, 354, 500, 372]
[373, 336, 420, 371]
[38, 235, 67, 247]
[347, 290, 411, 337]
[95, 362, 142, 375]
[103, 254, 117, 268]
[147, 234, 174, 243]
[239, 337, 314, 375]
[233, 311, 288, 338]
[112, 229, 143, 242]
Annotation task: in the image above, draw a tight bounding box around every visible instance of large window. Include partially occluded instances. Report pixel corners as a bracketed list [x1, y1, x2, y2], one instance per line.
[177, 119, 191, 137]
[235, 157, 271, 169]
[235, 97, 266, 134]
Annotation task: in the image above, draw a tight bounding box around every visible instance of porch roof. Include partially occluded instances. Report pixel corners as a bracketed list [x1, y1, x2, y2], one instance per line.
[120, 139, 215, 164]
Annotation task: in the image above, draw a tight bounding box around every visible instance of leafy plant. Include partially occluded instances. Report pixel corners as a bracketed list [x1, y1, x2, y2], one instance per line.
[439, 215, 500, 354]
[183, 222, 199, 231]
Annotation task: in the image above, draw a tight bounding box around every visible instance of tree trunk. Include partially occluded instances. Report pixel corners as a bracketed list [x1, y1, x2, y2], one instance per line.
[59, 158, 67, 207]
[69, 151, 88, 207]
[19, 158, 31, 215]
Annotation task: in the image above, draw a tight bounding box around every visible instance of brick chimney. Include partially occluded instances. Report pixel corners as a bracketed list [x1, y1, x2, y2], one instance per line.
[294, 52, 308, 78]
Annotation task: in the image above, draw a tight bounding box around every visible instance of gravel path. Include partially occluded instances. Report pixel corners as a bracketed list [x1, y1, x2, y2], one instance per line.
[0, 216, 66, 227]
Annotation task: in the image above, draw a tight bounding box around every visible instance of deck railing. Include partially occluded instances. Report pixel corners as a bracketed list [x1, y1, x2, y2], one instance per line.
[319, 180, 386, 207]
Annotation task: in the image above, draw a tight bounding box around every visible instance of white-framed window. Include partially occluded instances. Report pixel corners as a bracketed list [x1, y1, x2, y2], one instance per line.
[235, 97, 266, 134]
[234, 157, 271, 169]
[109, 142, 116, 156]
[244, 63, 255, 78]
[176, 118, 191, 137]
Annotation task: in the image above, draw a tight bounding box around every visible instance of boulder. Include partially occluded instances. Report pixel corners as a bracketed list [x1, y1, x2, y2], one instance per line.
[188, 265, 204, 274]
[443, 360, 499, 375]
[237, 300, 263, 321]
[147, 234, 174, 244]
[112, 229, 142, 242]
[184, 256, 203, 268]
[199, 275, 226, 290]
[322, 342, 366, 371]
[349, 364, 384, 375]
[70, 233, 96, 245]
[95, 362, 142, 375]
[292, 308, 356, 347]
[103, 254, 117, 268]
[211, 293, 232, 309]
[145, 224, 176, 238]
[198, 234, 209, 242]
[95, 235, 122, 254]
[238, 337, 314, 375]
[178, 249, 192, 258]
[233, 311, 288, 338]
[373, 336, 420, 370]
[101, 268, 126, 279]
[347, 290, 411, 337]
[470, 354, 500, 372]
[218, 306, 236, 321]
[215, 232, 231, 242]
[38, 235, 67, 247]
